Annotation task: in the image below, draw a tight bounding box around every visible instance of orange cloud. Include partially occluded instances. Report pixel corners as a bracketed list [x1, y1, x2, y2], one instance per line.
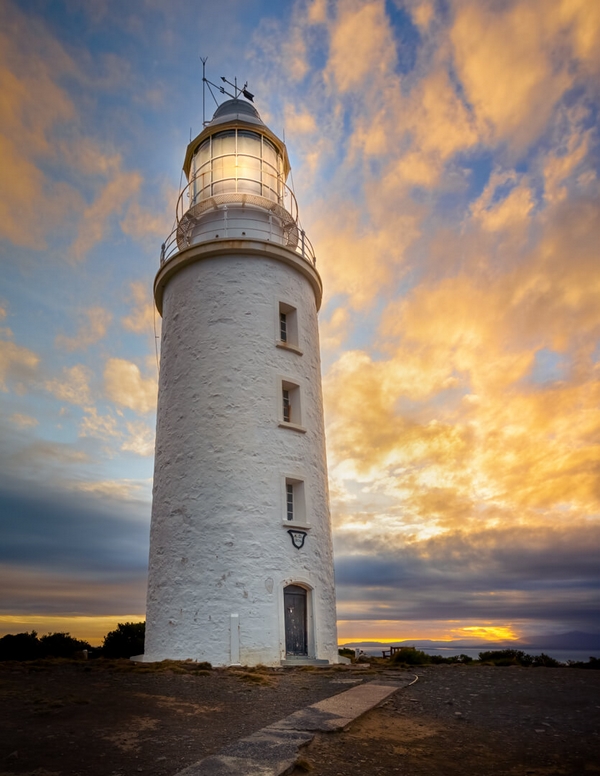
[0, 340, 40, 392]
[45, 365, 93, 406]
[325, 0, 397, 92]
[121, 282, 155, 336]
[70, 170, 143, 261]
[104, 358, 157, 414]
[55, 307, 112, 352]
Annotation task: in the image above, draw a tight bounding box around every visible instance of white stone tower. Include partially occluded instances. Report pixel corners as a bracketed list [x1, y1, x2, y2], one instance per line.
[142, 95, 339, 666]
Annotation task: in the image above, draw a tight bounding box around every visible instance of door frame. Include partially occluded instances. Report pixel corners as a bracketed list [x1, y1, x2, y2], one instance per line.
[279, 578, 315, 659]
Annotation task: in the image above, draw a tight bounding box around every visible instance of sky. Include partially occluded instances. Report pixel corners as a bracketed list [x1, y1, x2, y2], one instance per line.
[0, 0, 599, 647]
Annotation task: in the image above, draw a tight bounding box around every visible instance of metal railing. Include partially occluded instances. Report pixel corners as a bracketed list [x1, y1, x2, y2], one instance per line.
[159, 177, 316, 268]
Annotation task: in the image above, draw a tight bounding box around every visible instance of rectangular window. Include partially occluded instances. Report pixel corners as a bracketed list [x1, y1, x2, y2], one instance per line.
[277, 302, 299, 350]
[284, 477, 306, 524]
[280, 312, 288, 342]
[280, 379, 303, 429]
[282, 388, 291, 423]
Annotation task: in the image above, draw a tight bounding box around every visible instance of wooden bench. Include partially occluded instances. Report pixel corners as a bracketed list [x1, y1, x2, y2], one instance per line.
[382, 646, 403, 658]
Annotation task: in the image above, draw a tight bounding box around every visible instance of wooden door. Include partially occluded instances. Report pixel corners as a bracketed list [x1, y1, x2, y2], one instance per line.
[284, 585, 307, 655]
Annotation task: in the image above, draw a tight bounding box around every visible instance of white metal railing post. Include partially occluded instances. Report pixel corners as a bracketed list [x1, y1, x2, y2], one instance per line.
[223, 205, 228, 238]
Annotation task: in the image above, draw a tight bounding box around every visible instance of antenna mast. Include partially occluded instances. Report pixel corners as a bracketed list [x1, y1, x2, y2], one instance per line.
[201, 56, 208, 127]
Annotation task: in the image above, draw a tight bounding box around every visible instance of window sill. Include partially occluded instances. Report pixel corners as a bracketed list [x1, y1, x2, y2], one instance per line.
[276, 341, 303, 356]
[283, 521, 311, 530]
[278, 421, 306, 433]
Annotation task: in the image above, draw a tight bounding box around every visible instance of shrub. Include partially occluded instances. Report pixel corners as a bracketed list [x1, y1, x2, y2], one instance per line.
[102, 622, 145, 658]
[567, 656, 600, 669]
[531, 653, 563, 667]
[0, 631, 42, 661]
[40, 632, 91, 659]
[478, 649, 533, 666]
[391, 647, 430, 666]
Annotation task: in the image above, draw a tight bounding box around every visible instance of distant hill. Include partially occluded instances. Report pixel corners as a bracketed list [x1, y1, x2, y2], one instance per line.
[341, 632, 600, 652]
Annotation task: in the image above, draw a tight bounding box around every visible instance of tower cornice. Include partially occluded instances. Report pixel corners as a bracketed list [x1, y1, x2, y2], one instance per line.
[154, 238, 323, 315]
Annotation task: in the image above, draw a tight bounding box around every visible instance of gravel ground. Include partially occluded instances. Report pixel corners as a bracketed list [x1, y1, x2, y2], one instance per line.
[1, 660, 598, 776]
[290, 664, 600, 776]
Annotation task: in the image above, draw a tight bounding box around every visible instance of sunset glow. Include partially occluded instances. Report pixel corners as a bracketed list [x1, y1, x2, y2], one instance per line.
[1, 0, 599, 646]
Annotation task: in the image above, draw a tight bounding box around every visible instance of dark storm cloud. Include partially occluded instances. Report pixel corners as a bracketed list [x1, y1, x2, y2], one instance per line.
[0, 478, 150, 574]
[333, 523, 600, 631]
[0, 477, 150, 615]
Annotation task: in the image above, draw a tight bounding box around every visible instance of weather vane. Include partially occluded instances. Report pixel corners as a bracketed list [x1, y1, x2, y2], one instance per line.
[201, 57, 255, 127]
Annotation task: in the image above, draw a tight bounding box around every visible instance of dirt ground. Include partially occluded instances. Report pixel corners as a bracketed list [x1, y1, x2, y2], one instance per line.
[291, 665, 600, 776]
[0, 660, 598, 776]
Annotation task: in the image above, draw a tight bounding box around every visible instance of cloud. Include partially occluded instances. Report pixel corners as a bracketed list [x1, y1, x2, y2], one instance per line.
[8, 413, 38, 428]
[0, 477, 149, 574]
[55, 307, 112, 351]
[121, 281, 155, 336]
[469, 170, 534, 232]
[0, 475, 150, 623]
[0, 7, 81, 249]
[332, 522, 600, 634]
[8, 441, 90, 470]
[79, 406, 120, 441]
[119, 183, 175, 248]
[0, 340, 40, 392]
[0, 1, 148, 258]
[70, 170, 143, 261]
[45, 365, 93, 406]
[104, 358, 157, 414]
[121, 420, 155, 457]
[325, 1, 397, 92]
[73, 478, 151, 500]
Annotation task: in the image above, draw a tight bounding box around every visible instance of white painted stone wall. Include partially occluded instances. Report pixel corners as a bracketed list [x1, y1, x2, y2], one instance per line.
[144, 245, 338, 666]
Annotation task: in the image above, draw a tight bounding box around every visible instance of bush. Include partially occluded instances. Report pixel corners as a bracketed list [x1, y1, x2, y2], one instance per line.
[40, 632, 91, 658]
[102, 622, 145, 658]
[391, 647, 430, 666]
[0, 631, 42, 661]
[567, 656, 600, 669]
[531, 653, 563, 667]
[478, 649, 533, 666]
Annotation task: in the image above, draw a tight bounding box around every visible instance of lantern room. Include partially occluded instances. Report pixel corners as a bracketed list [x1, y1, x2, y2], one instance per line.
[158, 98, 315, 264]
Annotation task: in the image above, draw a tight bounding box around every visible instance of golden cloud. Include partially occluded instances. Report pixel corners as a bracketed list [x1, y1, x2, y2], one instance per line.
[45, 365, 93, 407]
[103, 358, 157, 414]
[79, 406, 120, 441]
[121, 420, 155, 457]
[73, 478, 150, 500]
[0, 340, 40, 392]
[55, 307, 112, 352]
[325, 0, 397, 92]
[70, 170, 143, 261]
[448, 0, 597, 151]
[121, 282, 155, 336]
[9, 412, 38, 428]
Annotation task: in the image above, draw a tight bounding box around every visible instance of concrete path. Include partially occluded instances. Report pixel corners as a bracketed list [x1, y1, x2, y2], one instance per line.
[175, 678, 413, 776]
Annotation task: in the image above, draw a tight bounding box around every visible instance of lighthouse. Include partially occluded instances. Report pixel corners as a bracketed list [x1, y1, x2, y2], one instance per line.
[141, 92, 339, 666]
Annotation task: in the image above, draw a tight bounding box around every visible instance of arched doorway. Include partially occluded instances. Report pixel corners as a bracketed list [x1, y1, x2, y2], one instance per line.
[284, 584, 308, 656]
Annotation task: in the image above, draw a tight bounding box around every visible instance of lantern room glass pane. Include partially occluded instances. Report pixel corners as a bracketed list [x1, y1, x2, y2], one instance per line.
[212, 130, 235, 158]
[237, 130, 261, 155]
[189, 128, 286, 202]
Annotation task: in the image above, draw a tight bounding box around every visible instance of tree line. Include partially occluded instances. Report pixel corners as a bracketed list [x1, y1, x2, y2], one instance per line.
[0, 622, 145, 661]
